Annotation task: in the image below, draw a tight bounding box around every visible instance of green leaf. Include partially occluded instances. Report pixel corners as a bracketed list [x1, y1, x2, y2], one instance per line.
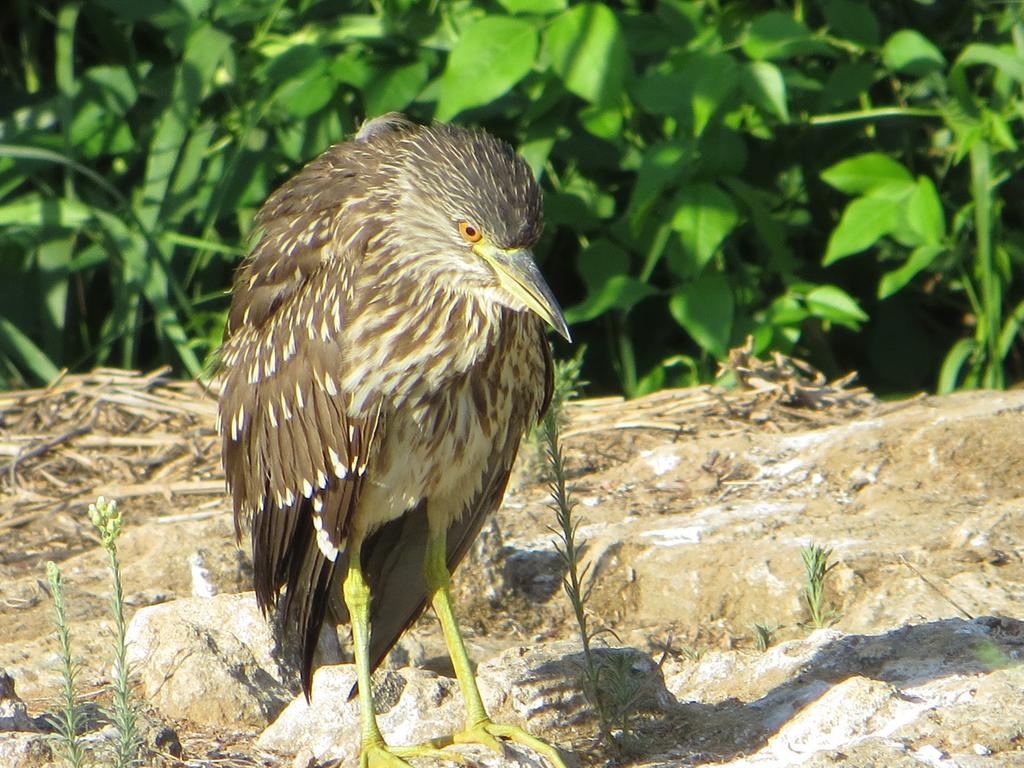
[743, 12, 829, 61]
[988, 112, 1018, 152]
[578, 104, 623, 140]
[906, 176, 945, 244]
[956, 43, 1024, 86]
[518, 136, 555, 179]
[364, 61, 429, 116]
[767, 292, 810, 328]
[820, 152, 913, 195]
[820, 0, 879, 46]
[668, 183, 739, 275]
[436, 16, 538, 120]
[740, 61, 789, 122]
[691, 53, 739, 136]
[636, 52, 738, 133]
[545, 3, 627, 106]
[498, 0, 566, 14]
[636, 355, 699, 396]
[669, 273, 734, 358]
[36, 235, 74, 355]
[68, 102, 135, 157]
[554, 172, 616, 226]
[938, 338, 978, 393]
[634, 71, 689, 115]
[0, 314, 60, 383]
[878, 244, 945, 299]
[276, 69, 336, 118]
[627, 140, 695, 229]
[882, 30, 946, 76]
[823, 196, 901, 265]
[268, 44, 330, 81]
[55, 4, 80, 99]
[819, 61, 877, 111]
[565, 276, 656, 323]
[804, 285, 868, 329]
[997, 298, 1024, 359]
[0, 194, 95, 228]
[329, 51, 372, 88]
[137, 22, 233, 232]
[169, 122, 215, 204]
[576, 239, 629, 292]
[81, 65, 138, 114]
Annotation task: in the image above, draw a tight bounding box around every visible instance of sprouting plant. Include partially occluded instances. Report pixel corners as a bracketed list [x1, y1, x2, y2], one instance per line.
[801, 543, 839, 629]
[599, 649, 654, 739]
[750, 622, 777, 652]
[678, 644, 706, 662]
[46, 560, 87, 768]
[543, 387, 656, 754]
[88, 496, 143, 768]
[543, 401, 608, 738]
[526, 348, 587, 464]
[548, 347, 587, 433]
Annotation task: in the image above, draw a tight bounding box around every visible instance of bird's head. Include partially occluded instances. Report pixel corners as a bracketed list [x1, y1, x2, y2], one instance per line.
[371, 116, 570, 341]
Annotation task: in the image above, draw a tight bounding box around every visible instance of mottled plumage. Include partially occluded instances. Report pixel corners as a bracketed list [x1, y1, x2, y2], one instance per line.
[216, 114, 560, 698]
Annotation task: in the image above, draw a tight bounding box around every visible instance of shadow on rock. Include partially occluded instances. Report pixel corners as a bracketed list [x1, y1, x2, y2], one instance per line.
[652, 615, 1024, 765]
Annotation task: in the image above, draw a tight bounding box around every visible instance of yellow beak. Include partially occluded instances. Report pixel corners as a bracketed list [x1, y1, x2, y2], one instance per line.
[474, 242, 571, 341]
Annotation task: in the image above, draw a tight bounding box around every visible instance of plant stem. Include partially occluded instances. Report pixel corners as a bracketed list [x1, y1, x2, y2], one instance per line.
[543, 406, 611, 742]
[808, 106, 942, 126]
[89, 497, 141, 768]
[46, 561, 86, 768]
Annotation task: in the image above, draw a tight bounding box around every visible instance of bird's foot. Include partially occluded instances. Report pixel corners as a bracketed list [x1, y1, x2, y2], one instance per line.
[392, 743, 468, 766]
[358, 742, 413, 768]
[439, 719, 569, 768]
[359, 740, 467, 767]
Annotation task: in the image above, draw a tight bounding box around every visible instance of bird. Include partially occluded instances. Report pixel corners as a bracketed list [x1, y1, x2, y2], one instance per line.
[216, 113, 571, 768]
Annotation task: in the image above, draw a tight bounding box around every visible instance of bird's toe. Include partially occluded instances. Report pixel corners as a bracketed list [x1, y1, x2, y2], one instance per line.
[452, 720, 569, 768]
[359, 743, 416, 768]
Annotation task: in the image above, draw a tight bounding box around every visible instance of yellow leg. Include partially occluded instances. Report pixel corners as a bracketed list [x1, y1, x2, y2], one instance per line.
[343, 538, 461, 767]
[424, 527, 569, 768]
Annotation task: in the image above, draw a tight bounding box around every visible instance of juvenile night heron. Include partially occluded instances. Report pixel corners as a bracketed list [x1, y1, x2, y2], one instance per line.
[217, 113, 570, 768]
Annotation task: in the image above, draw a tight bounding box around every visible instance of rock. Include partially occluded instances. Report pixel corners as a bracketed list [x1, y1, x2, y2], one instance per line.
[124, 592, 296, 726]
[477, 641, 675, 738]
[502, 548, 565, 602]
[651, 616, 1024, 766]
[258, 665, 463, 764]
[0, 733, 51, 768]
[0, 670, 35, 732]
[187, 545, 252, 598]
[497, 390, 1024, 647]
[259, 641, 630, 767]
[5, 385, 1024, 767]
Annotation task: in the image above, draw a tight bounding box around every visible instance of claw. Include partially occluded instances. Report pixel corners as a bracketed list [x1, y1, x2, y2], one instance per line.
[447, 719, 569, 768]
[392, 743, 468, 765]
[360, 743, 414, 768]
[453, 725, 504, 755]
[358, 741, 470, 767]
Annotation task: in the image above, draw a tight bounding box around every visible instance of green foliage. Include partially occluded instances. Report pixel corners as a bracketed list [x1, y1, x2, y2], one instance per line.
[46, 561, 87, 768]
[543, 393, 651, 755]
[47, 498, 141, 768]
[88, 497, 143, 768]
[2, 1, 1023, 394]
[750, 621, 778, 652]
[800, 543, 838, 630]
[542, 401, 606, 737]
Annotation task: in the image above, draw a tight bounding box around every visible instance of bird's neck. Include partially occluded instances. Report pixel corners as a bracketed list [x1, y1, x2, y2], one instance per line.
[341, 267, 516, 412]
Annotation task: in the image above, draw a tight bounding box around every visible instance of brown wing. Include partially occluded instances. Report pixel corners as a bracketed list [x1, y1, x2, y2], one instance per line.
[361, 323, 555, 673]
[218, 140, 391, 694]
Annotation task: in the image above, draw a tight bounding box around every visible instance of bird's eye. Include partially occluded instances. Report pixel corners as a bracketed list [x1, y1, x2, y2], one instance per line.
[458, 221, 482, 243]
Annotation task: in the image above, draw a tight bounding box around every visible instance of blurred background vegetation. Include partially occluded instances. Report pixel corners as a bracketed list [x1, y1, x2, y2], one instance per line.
[1, 0, 1023, 397]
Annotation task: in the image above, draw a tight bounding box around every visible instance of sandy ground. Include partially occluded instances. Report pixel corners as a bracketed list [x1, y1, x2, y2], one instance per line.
[1, 363, 1021, 766]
